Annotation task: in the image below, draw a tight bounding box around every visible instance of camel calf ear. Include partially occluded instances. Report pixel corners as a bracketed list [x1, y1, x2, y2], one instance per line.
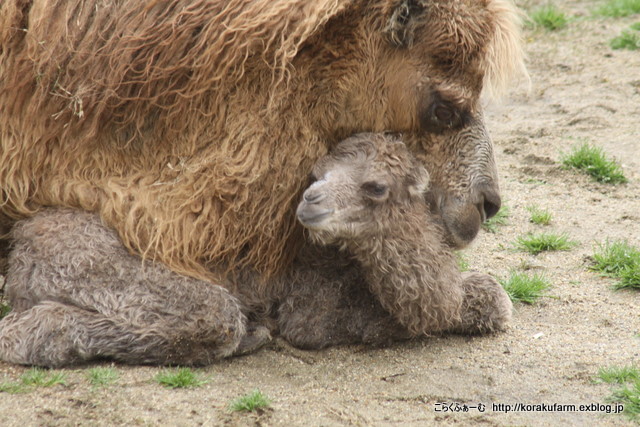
[408, 165, 430, 198]
[384, 0, 425, 48]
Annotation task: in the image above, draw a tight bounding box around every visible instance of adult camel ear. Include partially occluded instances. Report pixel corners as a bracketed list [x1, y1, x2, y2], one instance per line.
[384, 0, 426, 47]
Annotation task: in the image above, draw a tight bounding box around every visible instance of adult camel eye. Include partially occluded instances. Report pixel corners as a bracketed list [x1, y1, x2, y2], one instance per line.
[420, 96, 466, 134]
[434, 105, 454, 123]
[431, 102, 462, 129]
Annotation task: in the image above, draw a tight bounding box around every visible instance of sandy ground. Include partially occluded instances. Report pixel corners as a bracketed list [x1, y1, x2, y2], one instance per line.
[0, 1, 639, 425]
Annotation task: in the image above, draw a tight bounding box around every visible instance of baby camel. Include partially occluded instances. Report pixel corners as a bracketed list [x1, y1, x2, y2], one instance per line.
[296, 133, 512, 336]
[0, 133, 511, 367]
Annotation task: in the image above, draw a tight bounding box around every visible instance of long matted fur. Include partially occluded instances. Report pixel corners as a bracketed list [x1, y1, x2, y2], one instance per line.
[0, 0, 526, 283]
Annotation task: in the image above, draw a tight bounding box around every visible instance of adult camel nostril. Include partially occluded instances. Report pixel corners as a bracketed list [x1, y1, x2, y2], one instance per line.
[481, 189, 501, 221]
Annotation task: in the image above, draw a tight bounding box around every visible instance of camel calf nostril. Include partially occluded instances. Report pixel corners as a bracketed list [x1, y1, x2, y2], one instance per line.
[303, 190, 325, 204]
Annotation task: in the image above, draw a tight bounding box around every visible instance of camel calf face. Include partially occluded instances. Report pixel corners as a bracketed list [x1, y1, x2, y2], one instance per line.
[297, 133, 429, 243]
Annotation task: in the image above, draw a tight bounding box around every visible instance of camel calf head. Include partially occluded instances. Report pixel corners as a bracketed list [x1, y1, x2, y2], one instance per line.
[297, 133, 429, 244]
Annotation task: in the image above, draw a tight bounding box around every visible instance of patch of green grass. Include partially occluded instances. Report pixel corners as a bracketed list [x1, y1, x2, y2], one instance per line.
[610, 381, 640, 421]
[593, 0, 640, 17]
[456, 252, 469, 272]
[618, 265, 640, 290]
[0, 278, 9, 319]
[155, 367, 207, 389]
[229, 389, 271, 412]
[599, 366, 640, 421]
[611, 30, 640, 50]
[561, 143, 627, 184]
[0, 369, 66, 394]
[21, 368, 67, 387]
[591, 240, 640, 275]
[483, 205, 510, 233]
[516, 232, 578, 255]
[527, 4, 569, 30]
[527, 205, 552, 225]
[590, 240, 640, 290]
[597, 365, 640, 384]
[0, 301, 10, 319]
[499, 272, 551, 304]
[86, 367, 119, 388]
[632, 22, 640, 30]
[0, 381, 28, 394]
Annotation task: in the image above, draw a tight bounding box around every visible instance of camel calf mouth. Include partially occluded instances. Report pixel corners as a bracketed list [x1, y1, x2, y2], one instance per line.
[296, 204, 334, 229]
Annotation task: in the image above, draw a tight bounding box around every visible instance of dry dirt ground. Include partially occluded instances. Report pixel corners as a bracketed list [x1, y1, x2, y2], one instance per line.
[0, 1, 639, 426]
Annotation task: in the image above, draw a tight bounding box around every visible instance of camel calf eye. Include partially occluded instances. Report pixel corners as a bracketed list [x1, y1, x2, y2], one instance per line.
[361, 181, 388, 198]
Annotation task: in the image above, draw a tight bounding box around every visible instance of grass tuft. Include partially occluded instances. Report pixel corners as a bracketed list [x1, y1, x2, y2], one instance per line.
[499, 272, 551, 304]
[21, 368, 66, 387]
[591, 240, 640, 275]
[599, 365, 640, 421]
[229, 389, 271, 412]
[0, 278, 10, 319]
[611, 30, 640, 50]
[527, 205, 552, 225]
[0, 381, 27, 394]
[593, 0, 640, 17]
[0, 369, 66, 393]
[483, 205, 510, 233]
[598, 365, 640, 384]
[516, 232, 578, 255]
[528, 4, 569, 30]
[0, 301, 10, 319]
[561, 143, 627, 184]
[155, 368, 207, 389]
[590, 240, 640, 290]
[456, 251, 470, 272]
[610, 381, 640, 420]
[86, 367, 119, 388]
[618, 265, 640, 290]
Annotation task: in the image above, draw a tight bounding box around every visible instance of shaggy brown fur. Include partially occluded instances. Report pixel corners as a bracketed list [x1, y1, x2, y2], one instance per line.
[0, 134, 510, 367]
[0, 0, 526, 284]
